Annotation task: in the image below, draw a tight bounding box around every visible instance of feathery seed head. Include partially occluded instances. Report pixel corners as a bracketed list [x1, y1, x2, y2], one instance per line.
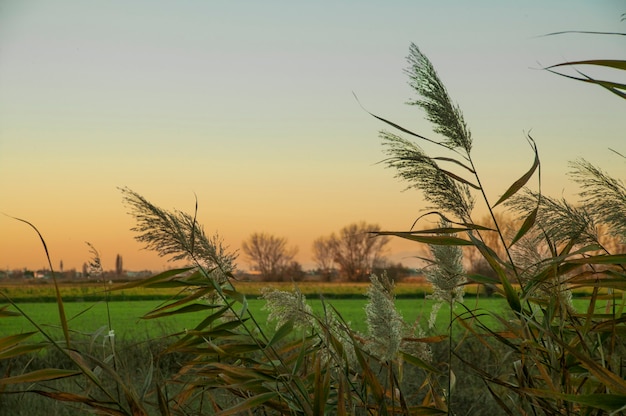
[569, 158, 626, 239]
[365, 272, 403, 361]
[119, 187, 237, 281]
[261, 287, 314, 331]
[405, 43, 472, 154]
[381, 133, 474, 221]
[424, 223, 466, 328]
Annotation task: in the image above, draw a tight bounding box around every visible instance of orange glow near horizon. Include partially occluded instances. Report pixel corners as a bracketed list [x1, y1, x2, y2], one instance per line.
[1, 2, 624, 274]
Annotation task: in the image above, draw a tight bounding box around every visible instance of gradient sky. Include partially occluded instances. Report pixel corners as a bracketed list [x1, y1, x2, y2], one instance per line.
[1, 1, 624, 273]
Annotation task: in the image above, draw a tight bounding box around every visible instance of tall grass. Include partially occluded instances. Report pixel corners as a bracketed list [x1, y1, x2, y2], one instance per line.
[1, 40, 625, 415]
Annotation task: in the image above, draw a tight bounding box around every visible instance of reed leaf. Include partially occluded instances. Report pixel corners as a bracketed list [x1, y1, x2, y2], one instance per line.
[431, 156, 475, 173]
[0, 343, 47, 360]
[547, 59, 626, 71]
[375, 231, 473, 246]
[438, 168, 480, 189]
[493, 139, 539, 208]
[313, 358, 332, 416]
[0, 305, 20, 317]
[267, 320, 294, 347]
[520, 389, 626, 412]
[509, 206, 538, 246]
[23, 391, 129, 416]
[111, 267, 196, 290]
[216, 392, 279, 416]
[6, 215, 72, 347]
[566, 253, 626, 265]
[0, 332, 37, 349]
[0, 369, 81, 384]
[142, 303, 225, 319]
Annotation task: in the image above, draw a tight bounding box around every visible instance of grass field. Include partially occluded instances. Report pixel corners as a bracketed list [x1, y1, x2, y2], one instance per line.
[1, 297, 494, 339]
[1, 279, 614, 346]
[1, 294, 611, 344]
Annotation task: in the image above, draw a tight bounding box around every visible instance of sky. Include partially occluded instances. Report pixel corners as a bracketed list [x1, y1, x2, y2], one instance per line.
[1, 1, 624, 273]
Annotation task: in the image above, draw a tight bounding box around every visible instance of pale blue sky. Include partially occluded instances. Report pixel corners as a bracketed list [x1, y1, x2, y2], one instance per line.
[1, 1, 624, 271]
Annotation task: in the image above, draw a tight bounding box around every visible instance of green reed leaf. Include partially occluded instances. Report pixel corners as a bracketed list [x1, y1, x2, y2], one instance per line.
[217, 392, 279, 416]
[143, 303, 224, 319]
[268, 320, 294, 347]
[438, 168, 480, 189]
[375, 231, 473, 245]
[566, 253, 626, 265]
[470, 235, 521, 313]
[521, 389, 626, 412]
[5, 215, 72, 348]
[313, 358, 331, 416]
[0, 305, 20, 317]
[493, 142, 539, 207]
[0, 343, 47, 360]
[112, 267, 196, 290]
[405, 406, 448, 415]
[0, 368, 81, 384]
[25, 390, 129, 416]
[400, 350, 441, 374]
[509, 205, 538, 246]
[545, 68, 626, 99]
[547, 59, 626, 71]
[0, 332, 37, 349]
[466, 273, 500, 285]
[432, 156, 475, 173]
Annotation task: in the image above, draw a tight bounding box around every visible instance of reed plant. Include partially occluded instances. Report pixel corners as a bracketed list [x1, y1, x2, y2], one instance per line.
[2, 38, 625, 415]
[368, 42, 626, 414]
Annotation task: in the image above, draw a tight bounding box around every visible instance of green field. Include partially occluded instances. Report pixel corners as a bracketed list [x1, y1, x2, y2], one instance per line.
[0, 297, 496, 340]
[2, 295, 610, 343]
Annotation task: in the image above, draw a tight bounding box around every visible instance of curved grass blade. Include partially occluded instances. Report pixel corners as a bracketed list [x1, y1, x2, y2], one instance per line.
[543, 30, 626, 37]
[409, 211, 493, 232]
[0, 343, 47, 360]
[469, 234, 521, 313]
[267, 320, 294, 347]
[216, 392, 279, 416]
[405, 406, 448, 415]
[375, 231, 473, 246]
[15, 391, 129, 416]
[509, 206, 538, 246]
[353, 92, 450, 150]
[0, 305, 21, 317]
[400, 351, 441, 374]
[0, 368, 81, 384]
[493, 138, 539, 207]
[547, 59, 626, 71]
[4, 214, 71, 348]
[0, 332, 38, 350]
[142, 303, 225, 319]
[391, 226, 486, 235]
[111, 267, 196, 290]
[432, 156, 475, 173]
[520, 389, 626, 412]
[438, 168, 480, 189]
[313, 358, 332, 416]
[566, 253, 626, 265]
[544, 67, 626, 99]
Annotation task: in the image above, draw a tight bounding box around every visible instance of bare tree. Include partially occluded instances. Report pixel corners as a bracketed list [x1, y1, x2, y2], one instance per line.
[241, 232, 298, 281]
[312, 236, 335, 281]
[329, 222, 389, 282]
